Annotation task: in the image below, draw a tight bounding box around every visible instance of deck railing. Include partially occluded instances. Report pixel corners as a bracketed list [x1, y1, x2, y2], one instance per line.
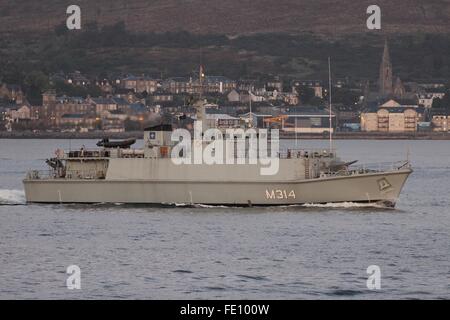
[348, 160, 410, 172]
[278, 148, 337, 159]
[322, 160, 411, 178]
[66, 149, 110, 158]
[26, 169, 105, 180]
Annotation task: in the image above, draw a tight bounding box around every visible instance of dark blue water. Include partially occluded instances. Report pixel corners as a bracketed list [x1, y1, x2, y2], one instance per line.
[0, 139, 449, 299]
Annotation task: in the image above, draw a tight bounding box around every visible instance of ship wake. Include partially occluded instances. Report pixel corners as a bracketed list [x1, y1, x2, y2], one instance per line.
[301, 201, 392, 209]
[170, 201, 393, 209]
[0, 189, 26, 205]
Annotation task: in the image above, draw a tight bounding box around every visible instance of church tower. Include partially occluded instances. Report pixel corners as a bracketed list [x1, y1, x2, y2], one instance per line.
[379, 39, 393, 96]
[393, 76, 406, 98]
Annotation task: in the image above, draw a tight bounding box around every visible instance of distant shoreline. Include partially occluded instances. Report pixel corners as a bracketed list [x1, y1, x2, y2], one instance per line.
[1, 131, 450, 140]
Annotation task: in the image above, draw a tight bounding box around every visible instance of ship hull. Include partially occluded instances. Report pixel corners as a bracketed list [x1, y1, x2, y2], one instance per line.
[23, 169, 411, 207]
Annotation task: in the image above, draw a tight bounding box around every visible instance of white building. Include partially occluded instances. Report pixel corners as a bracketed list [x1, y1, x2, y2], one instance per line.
[418, 92, 446, 108]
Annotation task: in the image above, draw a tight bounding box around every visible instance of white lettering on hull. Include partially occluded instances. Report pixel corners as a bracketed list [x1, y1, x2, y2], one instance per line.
[265, 189, 296, 200]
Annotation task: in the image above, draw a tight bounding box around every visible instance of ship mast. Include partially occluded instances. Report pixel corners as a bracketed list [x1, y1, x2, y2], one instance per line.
[248, 90, 253, 128]
[199, 65, 204, 101]
[195, 65, 206, 128]
[328, 57, 333, 152]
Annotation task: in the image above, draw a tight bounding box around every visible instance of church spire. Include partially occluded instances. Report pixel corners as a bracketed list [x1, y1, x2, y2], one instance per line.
[382, 38, 390, 65]
[379, 38, 393, 96]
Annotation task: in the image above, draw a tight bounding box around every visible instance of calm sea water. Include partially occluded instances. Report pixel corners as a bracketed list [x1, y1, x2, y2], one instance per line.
[0, 139, 449, 299]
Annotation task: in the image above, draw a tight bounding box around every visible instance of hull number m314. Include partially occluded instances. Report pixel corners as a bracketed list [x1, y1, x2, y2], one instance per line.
[265, 189, 296, 199]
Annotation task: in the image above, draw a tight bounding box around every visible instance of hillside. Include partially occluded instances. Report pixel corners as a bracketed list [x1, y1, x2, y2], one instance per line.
[1, 0, 449, 102]
[0, 0, 449, 36]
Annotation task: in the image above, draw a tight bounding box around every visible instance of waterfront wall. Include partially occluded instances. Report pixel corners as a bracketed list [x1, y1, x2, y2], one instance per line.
[1, 131, 450, 140]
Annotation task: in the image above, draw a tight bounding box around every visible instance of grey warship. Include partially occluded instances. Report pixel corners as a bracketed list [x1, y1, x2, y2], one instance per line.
[23, 112, 412, 207]
[23, 66, 412, 207]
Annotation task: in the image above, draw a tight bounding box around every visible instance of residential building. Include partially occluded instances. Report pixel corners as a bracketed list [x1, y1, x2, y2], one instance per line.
[227, 89, 264, 103]
[48, 96, 95, 127]
[203, 76, 236, 93]
[39, 92, 96, 127]
[237, 80, 266, 96]
[101, 117, 125, 132]
[164, 76, 236, 94]
[5, 104, 31, 122]
[418, 93, 435, 108]
[279, 92, 299, 105]
[431, 115, 449, 132]
[101, 109, 128, 122]
[266, 77, 283, 92]
[0, 83, 24, 104]
[361, 106, 421, 132]
[429, 108, 449, 132]
[96, 79, 113, 93]
[291, 80, 323, 98]
[88, 97, 117, 114]
[66, 71, 90, 86]
[150, 91, 174, 103]
[163, 77, 194, 94]
[417, 88, 446, 108]
[124, 103, 149, 121]
[114, 89, 139, 103]
[59, 114, 97, 130]
[227, 89, 240, 102]
[381, 98, 419, 109]
[121, 75, 159, 93]
[417, 82, 446, 90]
[112, 97, 130, 111]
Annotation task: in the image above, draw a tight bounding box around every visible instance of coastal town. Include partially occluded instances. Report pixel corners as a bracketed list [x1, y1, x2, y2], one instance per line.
[1, 41, 449, 138]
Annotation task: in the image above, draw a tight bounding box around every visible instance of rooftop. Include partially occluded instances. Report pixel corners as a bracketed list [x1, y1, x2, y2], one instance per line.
[61, 113, 85, 119]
